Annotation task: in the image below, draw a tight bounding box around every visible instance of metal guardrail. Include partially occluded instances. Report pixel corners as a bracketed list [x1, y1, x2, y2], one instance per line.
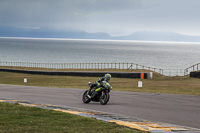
[0, 61, 163, 73]
[162, 69, 186, 76]
[1, 61, 199, 76]
[184, 63, 200, 75]
[0, 69, 152, 79]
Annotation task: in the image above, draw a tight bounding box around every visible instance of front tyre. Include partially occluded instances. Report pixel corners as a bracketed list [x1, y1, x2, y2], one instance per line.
[82, 90, 91, 104]
[100, 92, 110, 105]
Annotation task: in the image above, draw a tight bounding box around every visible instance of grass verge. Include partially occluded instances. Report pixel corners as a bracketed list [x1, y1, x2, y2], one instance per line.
[0, 67, 200, 95]
[0, 102, 147, 133]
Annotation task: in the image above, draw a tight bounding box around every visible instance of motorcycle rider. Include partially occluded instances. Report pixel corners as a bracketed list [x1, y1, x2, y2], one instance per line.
[87, 73, 111, 99]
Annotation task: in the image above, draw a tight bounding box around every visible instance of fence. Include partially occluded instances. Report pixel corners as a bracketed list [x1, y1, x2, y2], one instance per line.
[184, 63, 200, 75]
[1, 61, 198, 76]
[162, 69, 186, 76]
[0, 61, 163, 73]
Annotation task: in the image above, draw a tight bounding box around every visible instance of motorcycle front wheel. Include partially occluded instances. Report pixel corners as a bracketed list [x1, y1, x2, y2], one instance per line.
[82, 90, 91, 104]
[100, 92, 110, 105]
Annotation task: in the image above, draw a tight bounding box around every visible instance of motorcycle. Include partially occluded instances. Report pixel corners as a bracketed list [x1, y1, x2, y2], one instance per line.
[82, 81, 112, 105]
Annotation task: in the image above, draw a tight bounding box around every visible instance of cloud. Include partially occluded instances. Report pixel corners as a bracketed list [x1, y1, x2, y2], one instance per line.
[81, 0, 200, 35]
[0, 0, 153, 25]
[0, 0, 200, 36]
[75, 0, 153, 13]
[0, 0, 86, 29]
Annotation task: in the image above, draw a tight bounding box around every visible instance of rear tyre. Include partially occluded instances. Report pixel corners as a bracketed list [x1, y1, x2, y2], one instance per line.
[100, 92, 110, 105]
[82, 90, 91, 104]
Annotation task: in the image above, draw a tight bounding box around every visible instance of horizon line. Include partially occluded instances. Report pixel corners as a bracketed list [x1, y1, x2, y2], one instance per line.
[1, 36, 200, 44]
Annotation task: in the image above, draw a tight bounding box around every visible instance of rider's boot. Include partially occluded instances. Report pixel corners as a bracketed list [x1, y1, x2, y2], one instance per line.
[87, 82, 92, 98]
[87, 88, 92, 98]
[87, 83, 97, 99]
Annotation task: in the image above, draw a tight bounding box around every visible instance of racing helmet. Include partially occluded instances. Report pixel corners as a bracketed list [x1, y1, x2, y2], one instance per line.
[105, 74, 111, 82]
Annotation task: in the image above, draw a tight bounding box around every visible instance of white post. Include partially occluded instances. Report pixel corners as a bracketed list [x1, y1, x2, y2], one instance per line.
[147, 72, 153, 79]
[138, 81, 142, 87]
[24, 78, 27, 83]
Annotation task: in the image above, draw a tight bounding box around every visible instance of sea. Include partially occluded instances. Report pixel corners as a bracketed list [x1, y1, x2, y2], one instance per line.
[0, 37, 200, 70]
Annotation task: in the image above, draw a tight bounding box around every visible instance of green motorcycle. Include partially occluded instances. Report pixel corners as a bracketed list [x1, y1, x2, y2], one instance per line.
[82, 81, 112, 105]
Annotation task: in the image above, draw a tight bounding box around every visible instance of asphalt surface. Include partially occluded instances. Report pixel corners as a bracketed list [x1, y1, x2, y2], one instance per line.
[0, 84, 199, 129]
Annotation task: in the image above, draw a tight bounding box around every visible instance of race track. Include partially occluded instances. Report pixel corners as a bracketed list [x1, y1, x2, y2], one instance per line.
[0, 84, 199, 129]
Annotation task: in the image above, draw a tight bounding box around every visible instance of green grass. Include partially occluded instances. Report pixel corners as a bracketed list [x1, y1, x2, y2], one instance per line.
[0, 66, 200, 95]
[0, 102, 147, 133]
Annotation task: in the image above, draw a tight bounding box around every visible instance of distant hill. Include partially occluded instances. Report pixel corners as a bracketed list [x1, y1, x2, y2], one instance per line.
[112, 31, 200, 42]
[0, 26, 111, 39]
[1, 26, 200, 42]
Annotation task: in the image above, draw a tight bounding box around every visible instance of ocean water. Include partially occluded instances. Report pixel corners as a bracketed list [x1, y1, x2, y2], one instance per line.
[0, 37, 200, 69]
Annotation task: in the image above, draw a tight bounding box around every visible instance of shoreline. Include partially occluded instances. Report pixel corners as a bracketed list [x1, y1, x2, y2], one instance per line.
[1, 36, 200, 44]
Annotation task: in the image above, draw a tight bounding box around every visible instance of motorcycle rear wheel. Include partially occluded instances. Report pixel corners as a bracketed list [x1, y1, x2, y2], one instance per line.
[82, 90, 91, 104]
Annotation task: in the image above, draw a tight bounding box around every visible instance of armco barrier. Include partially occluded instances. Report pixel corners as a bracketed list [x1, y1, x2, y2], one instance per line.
[0, 69, 152, 79]
[190, 71, 200, 78]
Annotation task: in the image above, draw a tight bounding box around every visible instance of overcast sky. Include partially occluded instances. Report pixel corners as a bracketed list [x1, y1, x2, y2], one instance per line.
[0, 0, 200, 36]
